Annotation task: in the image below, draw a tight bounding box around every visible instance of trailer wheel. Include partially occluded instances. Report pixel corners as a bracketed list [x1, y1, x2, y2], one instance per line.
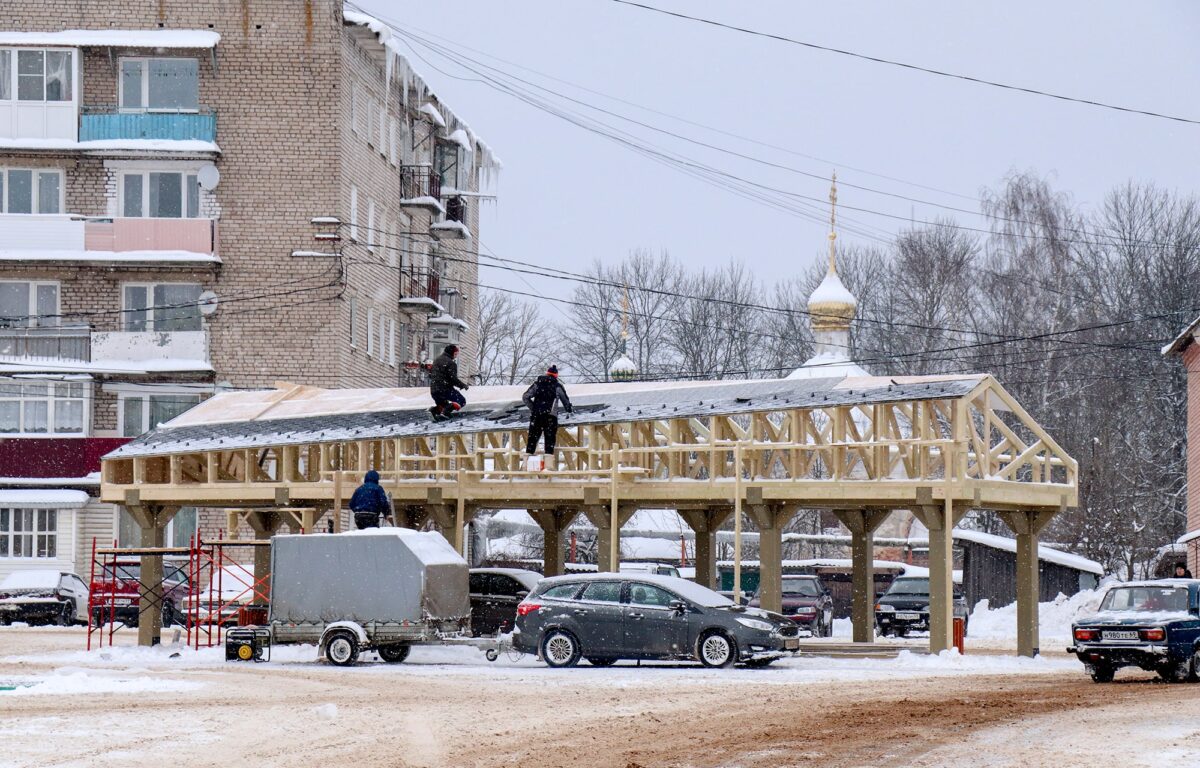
[325, 630, 360, 666]
[378, 644, 410, 664]
[485, 649, 499, 662]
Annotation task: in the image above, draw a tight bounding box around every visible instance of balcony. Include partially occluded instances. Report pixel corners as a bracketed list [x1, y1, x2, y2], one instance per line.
[0, 437, 131, 479]
[397, 269, 444, 315]
[0, 215, 218, 265]
[79, 106, 217, 143]
[91, 330, 210, 371]
[399, 165, 445, 214]
[0, 325, 91, 363]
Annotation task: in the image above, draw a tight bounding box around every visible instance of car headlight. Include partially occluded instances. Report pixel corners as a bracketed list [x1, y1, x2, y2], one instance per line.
[875, 604, 894, 612]
[735, 617, 775, 632]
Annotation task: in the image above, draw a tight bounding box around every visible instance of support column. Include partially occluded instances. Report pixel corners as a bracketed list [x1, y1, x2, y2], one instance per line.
[834, 508, 891, 644]
[426, 504, 476, 552]
[127, 504, 179, 648]
[679, 507, 733, 588]
[748, 505, 792, 613]
[530, 508, 580, 577]
[245, 511, 284, 595]
[1002, 509, 1056, 657]
[913, 495, 967, 654]
[582, 505, 634, 573]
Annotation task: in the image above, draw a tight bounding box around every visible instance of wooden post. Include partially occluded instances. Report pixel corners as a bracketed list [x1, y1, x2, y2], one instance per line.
[733, 443, 743, 603]
[927, 498, 955, 654]
[751, 505, 784, 613]
[332, 470, 343, 533]
[454, 469, 466, 555]
[1003, 509, 1054, 657]
[609, 444, 619, 571]
[834, 509, 890, 644]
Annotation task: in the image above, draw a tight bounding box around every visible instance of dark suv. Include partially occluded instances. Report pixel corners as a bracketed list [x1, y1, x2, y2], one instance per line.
[513, 573, 800, 668]
[469, 568, 541, 637]
[1069, 580, 1200, 683]
[748, 575, 834, 637]
[874, 576, 969, 637]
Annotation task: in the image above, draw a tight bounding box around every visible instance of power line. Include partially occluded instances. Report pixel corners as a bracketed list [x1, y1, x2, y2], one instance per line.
[605, 0, 1200, 126]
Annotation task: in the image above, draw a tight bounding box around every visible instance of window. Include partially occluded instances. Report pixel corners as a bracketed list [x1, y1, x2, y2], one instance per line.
[13, 50, 72, 102]
[348, 297, 359, 348]
[0, 51, 9, 101]
[0, 509, 57, 558]
[119, 58, 198, 112]
[366, 307, 376, 357]
[367, 199, 375, 252]
[0, 379, 86, 435]
[123, 283, 202, 332]
[580, 581, 623, 603]
[0, 281, 57, 328]
[349, 185, 359, 241]
[118, 506, 195, 548]
[378, 314, 388, 364]
[351, 87, 361, 135]
[0, 169, 62, 214]
[388, 317, 396, 366]
[628, 584, 676, 608]
[120, 392, 202, 437]
[120, 171, 199, 218]
[378, 105, 387, 157]
[540, 583, 582, 601]
[366, 99, 375, 147]
[434, 141, 460, 190]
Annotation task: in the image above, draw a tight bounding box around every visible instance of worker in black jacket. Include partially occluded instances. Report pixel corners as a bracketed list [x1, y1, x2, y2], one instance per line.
[523, 365, 572, 457]
[429, 344, 469, 421]
[349, 470, 392, 529]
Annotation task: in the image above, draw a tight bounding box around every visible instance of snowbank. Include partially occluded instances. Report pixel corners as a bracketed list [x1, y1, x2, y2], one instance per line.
[968, 588, 1106, 646]
[1, 669, 203, 696]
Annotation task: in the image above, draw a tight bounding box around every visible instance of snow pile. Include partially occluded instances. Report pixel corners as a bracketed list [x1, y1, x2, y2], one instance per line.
[313, 703, 339, 719]
[968, 588, 1106, 645]
[1, 669, 203, 696]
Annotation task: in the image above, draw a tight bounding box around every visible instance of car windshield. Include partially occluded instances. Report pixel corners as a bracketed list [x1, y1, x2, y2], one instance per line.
[1100, 586, 1190, 614]
[886, 578, 929, 596]
[781, 578, 821, 597]
[101, 563, 188, 584]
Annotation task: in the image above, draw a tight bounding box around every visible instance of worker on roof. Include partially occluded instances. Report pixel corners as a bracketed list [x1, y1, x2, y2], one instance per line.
[350, 470, 392, 530]
[523, 365, 573, 466]
[429, 344, 469, 422]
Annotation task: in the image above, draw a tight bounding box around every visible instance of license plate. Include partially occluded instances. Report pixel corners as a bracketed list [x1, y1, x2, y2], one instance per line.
[895, 613, 920, 620]
[785, 639, 799, 650]
[111, 598, 133, 606]
[1102, 630, 1139, 641]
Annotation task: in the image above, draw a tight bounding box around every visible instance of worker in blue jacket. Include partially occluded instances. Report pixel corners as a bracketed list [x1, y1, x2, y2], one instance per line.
[350, 470, 392, 529]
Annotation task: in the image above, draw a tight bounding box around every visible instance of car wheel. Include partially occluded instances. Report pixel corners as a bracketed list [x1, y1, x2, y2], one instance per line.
[325, 631, 360, 667]
[895, 627, 909, 638]
[1159, 660, 1191, 683]
[1086, 662, 1115, 683]
[378, 644, 410, 664]
[540, 629, 581, 668]
[56, 601, 74, 627]
[586, 657, 617, 667]
[698, 630, 737, 668]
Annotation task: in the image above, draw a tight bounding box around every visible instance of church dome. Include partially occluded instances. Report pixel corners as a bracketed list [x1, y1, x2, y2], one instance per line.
[807, 267, 857, 332]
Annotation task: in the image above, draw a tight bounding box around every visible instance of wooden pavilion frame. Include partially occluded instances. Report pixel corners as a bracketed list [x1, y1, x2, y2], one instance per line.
[101, 374, 1075, 656]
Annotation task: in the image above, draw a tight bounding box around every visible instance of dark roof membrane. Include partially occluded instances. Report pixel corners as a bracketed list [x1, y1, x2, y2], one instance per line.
[108, 377, 981, 459]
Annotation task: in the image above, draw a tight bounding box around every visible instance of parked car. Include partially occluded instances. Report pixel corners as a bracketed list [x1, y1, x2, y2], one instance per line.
[0, 570, 89, 626]
[748, 575, 834, 637]
[469, 568, 541, 637]
[89, 559, 191, 628]
[184, 564, 263, 628]
[619, 562, 681, 579]
[513, 573, 800, 668]
[874, 576, 969, 637]
[1069, 580, 1200, 683]
[717, 590, 752, 606]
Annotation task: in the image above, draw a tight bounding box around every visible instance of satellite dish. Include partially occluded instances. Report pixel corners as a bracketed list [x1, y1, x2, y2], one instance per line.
[197, 164, 220, 190]
[198, 290, 219, 316]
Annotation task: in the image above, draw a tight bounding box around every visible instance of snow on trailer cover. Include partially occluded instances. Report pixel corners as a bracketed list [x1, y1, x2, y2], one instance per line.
[269, 528, 470, 630]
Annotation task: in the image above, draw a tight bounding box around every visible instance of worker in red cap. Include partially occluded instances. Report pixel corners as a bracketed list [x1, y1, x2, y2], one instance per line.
[522, 365, 573, 464]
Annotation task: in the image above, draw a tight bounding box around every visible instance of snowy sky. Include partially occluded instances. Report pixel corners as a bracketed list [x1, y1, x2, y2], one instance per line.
[355, 0, 1199, 306]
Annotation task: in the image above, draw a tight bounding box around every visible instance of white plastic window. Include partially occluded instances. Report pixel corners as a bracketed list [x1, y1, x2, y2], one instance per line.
[0, 379, 86, 436]
[367, 307, 376, 357]
[348, 297, 359, 348]
[14, 50, 72, 102]
[0, 509, 58, 558]
[349, 185, 358, 241]
[0, 281, 58, 328]
[0, 169, 62, 214]
[120, 171, 199, 218]
[122, 283, 202, 332]
[119, 392, 201, 436]
[119, 57, 198, 112]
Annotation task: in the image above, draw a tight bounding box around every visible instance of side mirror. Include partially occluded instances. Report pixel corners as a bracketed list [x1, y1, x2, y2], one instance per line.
[515, 590, 529, 600]
[669, 600, 687, 614]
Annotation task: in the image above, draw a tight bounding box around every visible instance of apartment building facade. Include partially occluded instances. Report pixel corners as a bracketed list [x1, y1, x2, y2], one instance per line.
[0, 1, 495, 582]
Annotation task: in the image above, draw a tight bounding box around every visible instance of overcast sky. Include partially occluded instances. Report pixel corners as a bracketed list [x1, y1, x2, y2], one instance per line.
[356, 0, 1199, 307]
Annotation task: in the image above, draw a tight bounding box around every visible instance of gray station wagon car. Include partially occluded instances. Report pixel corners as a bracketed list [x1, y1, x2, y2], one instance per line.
[513, 573, 800, 668]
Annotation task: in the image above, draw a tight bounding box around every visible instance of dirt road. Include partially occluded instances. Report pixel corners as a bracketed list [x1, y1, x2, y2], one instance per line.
[3, 628, 1199, 768]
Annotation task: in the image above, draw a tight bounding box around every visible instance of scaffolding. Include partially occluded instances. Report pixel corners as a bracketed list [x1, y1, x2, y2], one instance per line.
[86, 535, 271, 651]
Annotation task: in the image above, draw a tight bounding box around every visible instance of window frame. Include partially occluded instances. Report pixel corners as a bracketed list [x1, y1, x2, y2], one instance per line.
[121, 281, 203, 333]
[0, 508, 59, 559]
[117, 56, 200, 114]
[348, 297, 359, 348]
[118, 390, 203, 437]
[366, 306, 376, 358]
[3, 48, 74, 104]
[0, 279, 58, 329]
[0, 377, 89, 437]
[0, 168, 63, 215]
[118, 170, 200, 219]
[349, 185, 359, 241]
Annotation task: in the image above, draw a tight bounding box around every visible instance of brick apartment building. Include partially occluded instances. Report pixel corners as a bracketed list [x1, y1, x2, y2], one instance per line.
[0, 1, 497, 583]
[1165, 315, 1200, 574]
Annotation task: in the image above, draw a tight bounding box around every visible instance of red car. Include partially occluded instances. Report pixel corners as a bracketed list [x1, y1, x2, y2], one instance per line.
[89, 560, 192, 628]
[748, 575, 835, 637]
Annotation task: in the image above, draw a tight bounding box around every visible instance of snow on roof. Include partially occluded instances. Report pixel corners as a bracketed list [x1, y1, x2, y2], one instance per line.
[951, 528, 1103, 575]
[786, 351, 869, 380]
[609, 354, 637, 374]
[397, 196, 445, 214]
[419, 103, 447, 128]
[808, 270, 857, 308]
[0, 474, 99, 487]
[0, 249, 219, 265]
[1177, 529, 1200, 546]
[0, 138, 220, 154]
[540, 572, 732, 607]
[447, 128, 473, 151]
[0, 570, 64, 590]
[1163, 313, 1200, 356]
[718, 557, 925, 574]
[0, 357, 212, 376]
[427, 314, 469, 330]
[0, 29, 220, 48]
[0, 489, 89, 508]
[430, 220, 470, 239]
[398, 296, 446, 313]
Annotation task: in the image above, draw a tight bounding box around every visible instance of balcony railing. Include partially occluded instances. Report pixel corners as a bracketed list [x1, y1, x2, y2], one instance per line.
[79, 106, 217, 143]
[402, 268, 441, 302]
[0, 215, 217, 258]
[0, 437, 132, 479]
[0, 325, 91, 362]
[400, 165, 442, 202]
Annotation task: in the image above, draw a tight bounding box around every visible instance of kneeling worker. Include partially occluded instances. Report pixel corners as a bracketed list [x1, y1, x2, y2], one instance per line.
[350, 469, 392, 529]
[523, 365, 572, 469]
